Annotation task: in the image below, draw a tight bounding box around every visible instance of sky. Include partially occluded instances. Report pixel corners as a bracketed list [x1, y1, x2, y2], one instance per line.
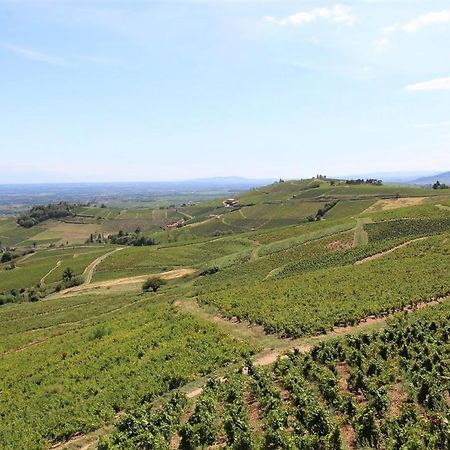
[1, 0, 450, 183]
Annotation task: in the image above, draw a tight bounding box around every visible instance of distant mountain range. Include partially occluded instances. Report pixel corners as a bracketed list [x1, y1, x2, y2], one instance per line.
[409, 172, 450, 186]
[335, 171, 449, 185]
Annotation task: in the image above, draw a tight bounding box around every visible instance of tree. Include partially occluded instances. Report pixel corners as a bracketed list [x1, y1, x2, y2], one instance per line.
[63, 267, 74, 282]
[1, 252, 13, 263]
[142, 277, 166, 293]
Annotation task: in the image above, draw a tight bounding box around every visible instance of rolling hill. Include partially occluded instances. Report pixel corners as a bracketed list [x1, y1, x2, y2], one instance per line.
[0, 177, 449, 450]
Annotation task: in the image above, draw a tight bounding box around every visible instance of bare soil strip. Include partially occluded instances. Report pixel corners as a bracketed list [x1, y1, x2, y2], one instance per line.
[352, 218, 370, 247]
[59, 268, 196, 296]
[363, 197, 426, 213]
[40, 260, 62, 286]
[82, 248, 124, 285]
[354, 236, 428, 265]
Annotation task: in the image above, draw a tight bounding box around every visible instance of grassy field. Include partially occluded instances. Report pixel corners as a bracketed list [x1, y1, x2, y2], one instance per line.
[0, 246, 112, 291]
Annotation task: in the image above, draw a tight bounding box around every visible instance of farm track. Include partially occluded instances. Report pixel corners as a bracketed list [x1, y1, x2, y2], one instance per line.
[178, 211, 194, 220]
[82, 248, 124, 285]
[352, 217, 370, 246]
[40, 260, 62, 286]
[51, 293, 450, 450]
[354, 236, 429, 265]
[57, 268, 196, 297]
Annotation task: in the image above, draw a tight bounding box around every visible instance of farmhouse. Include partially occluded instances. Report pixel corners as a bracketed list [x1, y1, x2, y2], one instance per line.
[223, 198, 240, 208]
[164, 218, 186, 229]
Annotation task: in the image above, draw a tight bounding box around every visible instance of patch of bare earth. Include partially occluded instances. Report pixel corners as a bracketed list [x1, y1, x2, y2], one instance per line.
[340, 422, 357, 450]
[327, 240, 353, 251]
[335, 363, 359, 450]
[244, 389, 264, 437]
[389, 381, 409, 416]
[363, 197, 426, 213]
[169, 405, 192, 449]
[444, 391, 450, 407]
[57, 268, 196, 297]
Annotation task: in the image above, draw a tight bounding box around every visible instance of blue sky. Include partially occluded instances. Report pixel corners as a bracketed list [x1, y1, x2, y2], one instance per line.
[1, 0, 450, 183]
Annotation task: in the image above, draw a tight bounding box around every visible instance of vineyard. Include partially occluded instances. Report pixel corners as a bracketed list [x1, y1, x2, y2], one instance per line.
[0, 293, 256, 449]
[197, 233, 450, 337]
[98, 301, 450, 449]
[0, 178, 449, 449]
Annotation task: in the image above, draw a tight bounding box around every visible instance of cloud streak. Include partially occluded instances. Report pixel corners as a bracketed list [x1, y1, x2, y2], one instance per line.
[0, 42, 68, 66]
[385, 10, 450, 35]
[405, 77, 450, 92]
[413, 121, 450, 128]
[264, 4, 356, 27]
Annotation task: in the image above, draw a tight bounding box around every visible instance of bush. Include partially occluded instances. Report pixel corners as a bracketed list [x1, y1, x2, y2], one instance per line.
[1, 252, 14, 263]
[200, 267, 219, 276]
[142, 277, 166, 293]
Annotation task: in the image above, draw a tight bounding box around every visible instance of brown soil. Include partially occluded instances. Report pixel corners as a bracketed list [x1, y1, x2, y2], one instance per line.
[340, 421, 357, 450]
[327, 240, 353, 251]
[389, 381, 409, 416]
[363, 197, 426, 213]
[57, 268, 196, 297]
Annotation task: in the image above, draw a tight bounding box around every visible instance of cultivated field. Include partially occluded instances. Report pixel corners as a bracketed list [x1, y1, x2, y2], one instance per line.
[0, 178, 449, 449]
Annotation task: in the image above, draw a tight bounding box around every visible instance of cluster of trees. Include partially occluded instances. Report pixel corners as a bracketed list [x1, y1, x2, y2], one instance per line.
[54, 267, 84, 292]
[17, 202, 76, 228]
[108, 229, 156, 246]
[1, 248, 35, 269]
[0, 286, 46, 305]
[345, 178, 383, 185]
[306, 201, 338, 222]
[432, 180, 449, 189]
[0, 267, 84, 306]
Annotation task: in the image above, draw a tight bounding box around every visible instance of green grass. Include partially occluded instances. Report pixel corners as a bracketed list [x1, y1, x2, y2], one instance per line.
[0, 246, 112, 291]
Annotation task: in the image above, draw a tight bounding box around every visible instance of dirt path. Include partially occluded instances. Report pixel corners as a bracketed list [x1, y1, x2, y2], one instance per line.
[40, 260, 62, 286]
[355, 236, 428, 265]
[50, 294, 449, 449]
[178, 211, 194, 220]
[81, 248, 124, 285]
[436, 204, 450, 212]
[352, 218, 370, 247]
[16, 251, 36, 265]
[57, 268, 197, 297]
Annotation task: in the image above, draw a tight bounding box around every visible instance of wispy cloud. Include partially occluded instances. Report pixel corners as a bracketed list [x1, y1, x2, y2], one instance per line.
[0, 42, 122, 68]
[264, 4, 356, 27]
[0, 42, 68, 66]
[385, 10, 450, 35]
[379, 9, 450, 46]
[413, 121, 450, 128]
[405, 77, 450, 92]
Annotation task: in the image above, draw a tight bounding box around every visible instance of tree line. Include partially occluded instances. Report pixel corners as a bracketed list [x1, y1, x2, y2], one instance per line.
[16, 202, 77, 228]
